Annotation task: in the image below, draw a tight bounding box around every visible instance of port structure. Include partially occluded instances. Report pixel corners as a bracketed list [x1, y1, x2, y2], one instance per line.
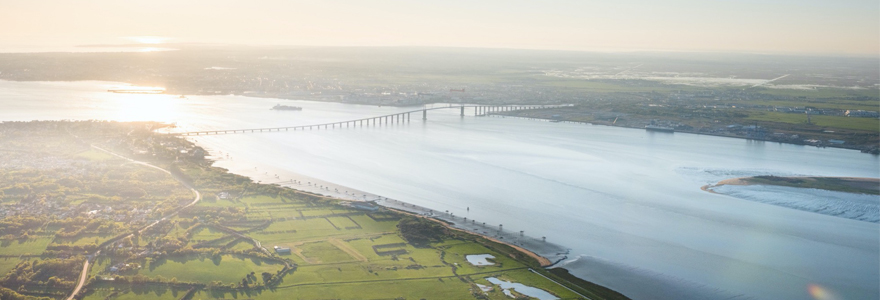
[171, 104, 572, 136]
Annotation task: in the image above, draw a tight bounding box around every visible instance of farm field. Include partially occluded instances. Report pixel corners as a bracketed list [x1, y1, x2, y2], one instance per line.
[0, 237, 53, 256]
[746, 111, 879, 132]
[134, 254, 284, 284]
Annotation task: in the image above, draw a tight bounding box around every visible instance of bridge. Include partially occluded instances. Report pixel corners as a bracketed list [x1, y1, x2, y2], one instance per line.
[172, 104, 572, 136]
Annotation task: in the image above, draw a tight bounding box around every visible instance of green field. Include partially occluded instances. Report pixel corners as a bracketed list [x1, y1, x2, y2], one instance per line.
[0, 237, 53, 255]
[754, 87, 880, 101]
[441, 242, 526, 275]
[83, 286, 188, 300]
[747, 111, 879, 132]
[136, 254, 283, 284]
[0, 257, 24, 276]
[75, 149, 120, 161]
[299, 241, 356, 264]
[53, 232, 117, 246]
[203, 278, 474, 300]
[190, 226, 228, 242]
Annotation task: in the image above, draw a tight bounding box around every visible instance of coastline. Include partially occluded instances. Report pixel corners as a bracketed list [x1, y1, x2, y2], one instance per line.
[197, 144, 577, 271]
[197, 142, 572, 266]
[195, 149, 626, 296]
[386, 207, 554, 267]
[487, 112, 878, 154]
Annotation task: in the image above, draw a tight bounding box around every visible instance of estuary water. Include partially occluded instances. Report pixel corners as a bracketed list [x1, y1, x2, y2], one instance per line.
[1, 80, 878, 300]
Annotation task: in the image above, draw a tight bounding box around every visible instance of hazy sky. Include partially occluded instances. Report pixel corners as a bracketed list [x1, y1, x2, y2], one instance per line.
[1, 0, 877, 55]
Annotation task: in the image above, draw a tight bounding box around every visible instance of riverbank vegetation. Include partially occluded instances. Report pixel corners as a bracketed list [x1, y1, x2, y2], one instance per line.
[742, 176, 879, 195]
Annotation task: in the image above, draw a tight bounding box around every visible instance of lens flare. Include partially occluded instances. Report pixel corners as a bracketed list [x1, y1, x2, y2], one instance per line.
[808, 284, 840, 300]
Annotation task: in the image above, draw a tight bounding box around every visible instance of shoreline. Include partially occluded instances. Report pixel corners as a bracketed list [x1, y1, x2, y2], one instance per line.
[386, 207, 554, 267]
[195, 141, 573, 267]
[197, 143, 571, 267]
[198, 150, 606, 293]
[487, 113, 878, 155]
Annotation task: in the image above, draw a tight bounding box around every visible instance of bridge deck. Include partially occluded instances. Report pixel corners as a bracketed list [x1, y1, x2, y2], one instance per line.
[170, 104, 571, 136]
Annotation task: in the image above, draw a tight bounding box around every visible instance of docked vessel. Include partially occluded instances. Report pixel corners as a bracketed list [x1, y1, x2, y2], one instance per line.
[271, 104, 303, 111]
[645, 125, 674, 132]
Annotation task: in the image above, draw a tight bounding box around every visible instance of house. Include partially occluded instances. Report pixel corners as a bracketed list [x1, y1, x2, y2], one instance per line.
[845, 110, 879, 118]
[273, 246, 291, 254]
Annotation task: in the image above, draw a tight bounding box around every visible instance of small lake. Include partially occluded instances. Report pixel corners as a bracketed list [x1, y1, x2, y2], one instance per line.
[487, 277, 559, 300]
[465, 254, 495, 266]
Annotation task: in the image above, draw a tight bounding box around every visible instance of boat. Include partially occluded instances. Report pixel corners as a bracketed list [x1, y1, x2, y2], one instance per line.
[645, 125, 675, 133]
[271, 104, 303, 111]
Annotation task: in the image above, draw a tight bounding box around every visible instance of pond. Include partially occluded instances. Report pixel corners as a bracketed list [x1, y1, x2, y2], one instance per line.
[486, 277, 558, 300]
[465, 254, 495, 266]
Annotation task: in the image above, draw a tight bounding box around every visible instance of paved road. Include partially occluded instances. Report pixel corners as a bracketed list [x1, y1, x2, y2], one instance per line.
[66, 146, 201, 300]
[67, 252, 93, 300]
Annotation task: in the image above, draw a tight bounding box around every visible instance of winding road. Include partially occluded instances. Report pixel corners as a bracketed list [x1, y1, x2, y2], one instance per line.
[66, 146, 202, 300]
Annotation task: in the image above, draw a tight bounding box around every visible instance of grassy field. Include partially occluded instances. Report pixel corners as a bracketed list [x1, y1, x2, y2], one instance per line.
[75, 149, 120, 161]
[53, 232, 117, 246]
[0, 237, 53, 255]
[190, 226, 229, 242]
[442, 242, 526, 275]
[136, 254, 284, 284]
[0, 257, 24, 276]
[299, 241, 356, 264]
[746, 111, 879, 132]
[754, 87, 880, 100]
[203, 278, 474, 300]
[83, 287, 187, 300]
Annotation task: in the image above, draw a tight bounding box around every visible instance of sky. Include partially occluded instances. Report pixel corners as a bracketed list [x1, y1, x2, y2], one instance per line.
[0, 0, 878, 55]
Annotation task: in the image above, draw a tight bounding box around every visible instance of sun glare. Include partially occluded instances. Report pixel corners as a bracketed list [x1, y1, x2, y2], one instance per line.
[126, 36, 169, 44]
[137, 47, 165, 52]
[114, 94, 180, 122]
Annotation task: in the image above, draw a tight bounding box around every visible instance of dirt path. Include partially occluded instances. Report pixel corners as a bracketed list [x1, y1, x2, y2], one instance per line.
[66, 257, 91, 300]
[328, 238, 368, 262]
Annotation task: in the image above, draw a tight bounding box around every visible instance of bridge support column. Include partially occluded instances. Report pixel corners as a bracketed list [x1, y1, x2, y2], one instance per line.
[460, 106, 465, 117]
[422, 109, 427, 120]
[408, 113, 411, 122]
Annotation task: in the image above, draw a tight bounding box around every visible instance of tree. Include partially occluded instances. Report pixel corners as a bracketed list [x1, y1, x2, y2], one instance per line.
[397, 216, 448, 246]
[261, 272, 273, 285]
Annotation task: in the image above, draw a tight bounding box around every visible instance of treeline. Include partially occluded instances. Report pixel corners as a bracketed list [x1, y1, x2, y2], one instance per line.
[397, 216, 449, 246]
[1, 258, 81, 290]
[0, 286, 52, 300]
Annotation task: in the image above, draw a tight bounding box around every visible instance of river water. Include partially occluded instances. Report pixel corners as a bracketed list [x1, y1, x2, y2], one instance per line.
[2, 80, 878, 300]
